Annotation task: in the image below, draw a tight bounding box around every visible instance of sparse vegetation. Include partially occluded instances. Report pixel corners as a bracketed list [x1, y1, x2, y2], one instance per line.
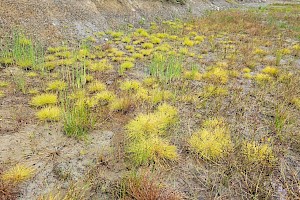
[1, 3, 300, 199]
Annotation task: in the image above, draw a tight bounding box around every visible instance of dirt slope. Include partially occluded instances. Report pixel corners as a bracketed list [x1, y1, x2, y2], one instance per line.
[0, 0, 262, 45]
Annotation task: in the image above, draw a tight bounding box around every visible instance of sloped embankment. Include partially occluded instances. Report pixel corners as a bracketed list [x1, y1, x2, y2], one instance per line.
[0, 0, 249, 44]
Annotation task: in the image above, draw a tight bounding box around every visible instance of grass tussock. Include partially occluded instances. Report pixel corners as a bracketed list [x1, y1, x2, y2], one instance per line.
[126, 104, 178, 165]
[30, 93, 58, 107]
[120, 172, 183, 200]
[1, 164, 34, 184]
[36, 106, 61, 121]
[63, 99, 94, 138]
[189, 118, 233, 160]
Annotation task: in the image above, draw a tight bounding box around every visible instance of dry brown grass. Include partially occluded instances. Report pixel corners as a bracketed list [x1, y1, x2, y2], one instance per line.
[120, 171, 183, 200]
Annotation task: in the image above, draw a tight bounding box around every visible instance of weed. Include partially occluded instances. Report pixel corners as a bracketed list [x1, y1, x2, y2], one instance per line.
[89, 59, 113, 72]
[242, 141, 276, 165]
[202, 67, 229, 84]
[127, 136, 178, 165]
[126, 103, 178, 139]
[36, 106, 61, 121]
[1, 164, 34, 184]
[46, 80, 67, 91]
[63, 99, 94, 138]
[0, 81, 8, 87]
[292, 98, 300, 109]
[262, 66, 279, 76]
[95, 90, 116, 105]
[109, 98, 131, 113]
[132, 53, 144, 59]
[183, 69, 201, 80]
[31, 93, 58, 107]
[150, 36, 162, 44]
[194, 35, 205, 42]
[189, 118, 233, 160]
[149, 54, 183, 83]
[119, 61, 134, 75]
[122, 172, 183, 200]
[125, 104, 178, 165]
[255, 73, 272, 84]
[199, 85, 228, 98]
[120, 80, 141, 92]
[142, 43, 154, 49]
[0, 91, 4, 98]
[87, 81, 106, 93]
[11, 71, 27, 94]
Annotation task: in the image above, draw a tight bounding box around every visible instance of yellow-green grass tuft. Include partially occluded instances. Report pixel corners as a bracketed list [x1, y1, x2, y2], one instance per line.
[183, 70, 201, 80]
[0, 81, 9, 87]
[253, 48, 267, 56]
[242, 67, 251, 73]
[126, 103, 178, 140]
[194, 35, 205, 42]
[46, 80, 67, 91]
[87, 81, 106, 93]
[109, 98, 131, 112]
[0, 91, 4, 98]
[189, 118, 233, 160]
[119, 61, 135, 75]
[292, 98, 300, 109]
[94, 90, 116, 105]
[120, 80, 140, 92]
[36, 106, 61, 121]
[150, 36, 162, 44]
[261, 66, 279, 76]
[127, 137, 178, 165]
[2, 164, 34, 183]
[132, 53, 144, 59]
[183, 38, 195, 47]
[89, 59, 113, 72]
[30, 93, 58, 107]
[255, 73, 272, 84]
[242, 141, 276, 165]
[199, 85, 228, 98]
[202, 67, 229, 84]
[26, 72, 38, 77]
[142, 43, 154, 49]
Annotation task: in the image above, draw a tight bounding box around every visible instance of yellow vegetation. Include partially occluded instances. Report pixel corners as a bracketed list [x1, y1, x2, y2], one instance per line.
[36, 106, 61, 121]
[126, 103, 178, 140]
[120, 80, 140, 92]
[89, 59, 113, 72]
[255, 73, 272, 84]
[261, 66, 279, 76]
[199, 85, 228, 98]
[189, 118, 233, 160]
[2, 164, 34, 183]
[109, 98, 131, 112]
[119, 61, 135, 74]
[31, 93, 58, 107]
[127, 136, 178, 165]
[242, 141, 276, 165]
[95, 90, 116, 105]
[202, 67, 229, 84]
[183, 38, 195, 47]
[46, 80, 67, 91]
[87, 81, 106, 93]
